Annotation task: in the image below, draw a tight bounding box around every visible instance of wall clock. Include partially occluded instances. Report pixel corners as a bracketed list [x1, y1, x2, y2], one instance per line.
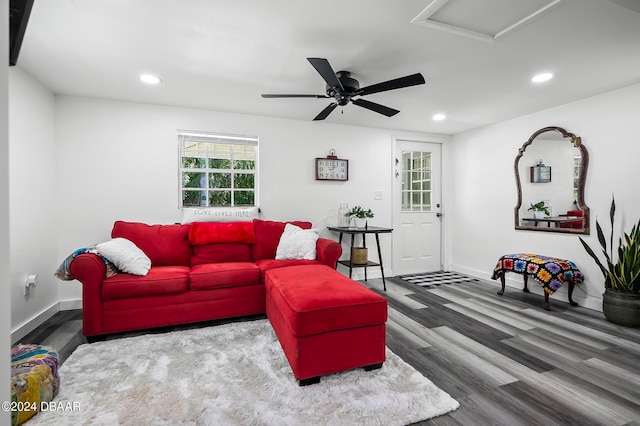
[315, 156, 349, 181]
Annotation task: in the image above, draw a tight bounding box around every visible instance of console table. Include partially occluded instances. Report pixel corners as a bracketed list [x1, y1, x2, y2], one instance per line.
[521, 216, 581, 228]
[327, 226, 393, 291]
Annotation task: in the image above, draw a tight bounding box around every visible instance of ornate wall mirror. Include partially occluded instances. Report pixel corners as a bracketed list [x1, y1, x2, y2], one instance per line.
[514, 126, 590, 234]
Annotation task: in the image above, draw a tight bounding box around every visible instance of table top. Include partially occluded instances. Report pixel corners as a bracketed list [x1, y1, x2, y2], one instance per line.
[327, 226, 393, 234]
[521, 216, 581, 223]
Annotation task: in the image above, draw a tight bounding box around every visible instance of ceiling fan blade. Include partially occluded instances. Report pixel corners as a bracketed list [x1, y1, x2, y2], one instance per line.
[307, 58, 344, 91]
[313, 103, 338, 121]
[356, 73, 425, 96]
[352, 98, 399, 117]
[261, 94, 329, 98]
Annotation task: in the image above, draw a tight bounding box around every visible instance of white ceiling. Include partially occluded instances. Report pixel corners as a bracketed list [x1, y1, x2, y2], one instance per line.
[17, 0, 640, 135]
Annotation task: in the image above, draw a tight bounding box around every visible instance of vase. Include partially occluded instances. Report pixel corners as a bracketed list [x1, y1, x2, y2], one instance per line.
[602, 289, 640, 327]
[533, 211, 545, 219]
[353, 217, 367, 228]
[338, 203, 350, 227]
[351, 247, 368, 265]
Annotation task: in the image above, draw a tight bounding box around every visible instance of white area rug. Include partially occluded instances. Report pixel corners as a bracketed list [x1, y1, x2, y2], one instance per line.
[30, 319, 458, 425]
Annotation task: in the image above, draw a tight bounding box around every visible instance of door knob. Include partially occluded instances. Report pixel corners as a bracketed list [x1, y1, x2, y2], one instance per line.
[436, 212, 442, 218]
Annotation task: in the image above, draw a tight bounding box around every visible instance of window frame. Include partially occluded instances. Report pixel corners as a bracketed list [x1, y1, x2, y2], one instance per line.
[178, 130, 259, 208]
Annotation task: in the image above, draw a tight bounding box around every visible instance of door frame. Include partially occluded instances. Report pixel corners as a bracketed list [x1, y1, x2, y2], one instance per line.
[391, 136, 449, 276]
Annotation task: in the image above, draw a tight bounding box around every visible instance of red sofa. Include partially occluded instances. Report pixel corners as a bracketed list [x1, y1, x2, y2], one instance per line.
[70, 219, 342, 339]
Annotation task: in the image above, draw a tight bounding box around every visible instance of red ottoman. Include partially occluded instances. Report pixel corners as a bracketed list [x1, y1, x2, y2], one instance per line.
[265, 264, 387, 385]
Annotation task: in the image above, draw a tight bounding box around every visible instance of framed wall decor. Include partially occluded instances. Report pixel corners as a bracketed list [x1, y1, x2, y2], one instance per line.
[315, 157, 349, 181]
[530, 165, 551, 183]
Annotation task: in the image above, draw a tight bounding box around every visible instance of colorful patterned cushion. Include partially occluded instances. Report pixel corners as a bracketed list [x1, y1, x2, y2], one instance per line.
[11, 344, 60, 426]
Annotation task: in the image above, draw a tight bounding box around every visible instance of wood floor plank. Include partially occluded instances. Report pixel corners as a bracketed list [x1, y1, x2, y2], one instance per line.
[427, 288, 536, 331]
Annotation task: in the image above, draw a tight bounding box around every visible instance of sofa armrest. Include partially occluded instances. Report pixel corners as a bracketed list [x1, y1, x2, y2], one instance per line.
[316, 238, 342, 269]
[69, 253, 106, 337]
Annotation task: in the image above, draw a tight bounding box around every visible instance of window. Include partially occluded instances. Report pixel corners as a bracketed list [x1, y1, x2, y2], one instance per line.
[401, 151, 432, 212]
[178, 130, 258, 207]
[573, 155, 582, 201]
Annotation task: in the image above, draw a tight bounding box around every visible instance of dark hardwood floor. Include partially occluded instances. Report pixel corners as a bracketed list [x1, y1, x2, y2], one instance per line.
[16, 276, 640, 425]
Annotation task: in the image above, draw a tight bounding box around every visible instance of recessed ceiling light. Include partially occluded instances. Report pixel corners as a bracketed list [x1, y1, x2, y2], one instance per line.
[532, 72, 553, 83]
[433, 113, 446, 121]
[139, 74, 162, 85]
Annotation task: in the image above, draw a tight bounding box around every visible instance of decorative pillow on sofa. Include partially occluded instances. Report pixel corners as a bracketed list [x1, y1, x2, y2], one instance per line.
[189, 221, 256, 245]
[275, 224, 319, 260]
[96, 238, 151, 276]
[252, 219, 312, 260]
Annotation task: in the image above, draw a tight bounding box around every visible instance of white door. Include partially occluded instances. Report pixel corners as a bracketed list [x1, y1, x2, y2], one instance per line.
[393, 140, 442, 275]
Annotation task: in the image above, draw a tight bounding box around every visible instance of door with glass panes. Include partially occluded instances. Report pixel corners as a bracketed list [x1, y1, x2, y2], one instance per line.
[393, 140, 442, 275]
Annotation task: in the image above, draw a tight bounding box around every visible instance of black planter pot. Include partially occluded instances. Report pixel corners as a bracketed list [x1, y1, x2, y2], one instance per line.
[602, 289, 640, 327]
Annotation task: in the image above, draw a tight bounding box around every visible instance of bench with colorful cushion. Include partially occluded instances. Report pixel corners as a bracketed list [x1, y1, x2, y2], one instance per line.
[491, 253, 584, 310]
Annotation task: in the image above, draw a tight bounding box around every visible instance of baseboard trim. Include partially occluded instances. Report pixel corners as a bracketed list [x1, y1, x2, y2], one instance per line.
[11, 303, 60, 344]
[59, 299, 82, 311]
[11, 299, 83, 344]
[450, 263, 603, 312]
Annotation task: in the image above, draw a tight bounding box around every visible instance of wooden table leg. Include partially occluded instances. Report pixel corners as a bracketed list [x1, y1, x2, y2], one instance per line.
[544, 291, 551, 311]
[522, 274, 530, 293]
[348, 234, 355, 278]
[362, 233, 367, 282]
[568, 282, 578, 306]
[497, 273, 506, 295]
[375, 233, 386, 291]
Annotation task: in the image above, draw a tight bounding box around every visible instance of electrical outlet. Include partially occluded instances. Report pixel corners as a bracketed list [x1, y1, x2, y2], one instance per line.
[27, 274, 38, 287]
[374, 191, 383, 200]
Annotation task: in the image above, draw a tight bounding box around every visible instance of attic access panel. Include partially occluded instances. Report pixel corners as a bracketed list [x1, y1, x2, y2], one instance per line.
[411, 0, 565, 42]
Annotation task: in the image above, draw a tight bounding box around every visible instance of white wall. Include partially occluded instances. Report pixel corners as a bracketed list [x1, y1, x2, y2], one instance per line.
[9, 67, 58, 340]
[1, 0, 12, 418]
[447, 82, 640, 310]
[55, 95, 435, 303]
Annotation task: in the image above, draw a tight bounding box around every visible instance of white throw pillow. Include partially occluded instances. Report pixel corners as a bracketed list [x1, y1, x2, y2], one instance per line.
[96, 238, 151, 276]
[275, 224, 319, 260]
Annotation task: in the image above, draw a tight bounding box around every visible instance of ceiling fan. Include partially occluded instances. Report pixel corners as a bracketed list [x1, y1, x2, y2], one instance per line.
[261, 57, 426, 121]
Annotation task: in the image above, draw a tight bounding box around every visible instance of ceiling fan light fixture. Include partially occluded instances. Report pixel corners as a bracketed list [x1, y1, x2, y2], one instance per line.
[139, 74, 162, 85]
[433, 113, 446, 121]
[531, 72, 553, 83]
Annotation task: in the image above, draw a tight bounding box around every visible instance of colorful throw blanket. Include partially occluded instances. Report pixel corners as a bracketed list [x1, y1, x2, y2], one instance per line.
[54, 247, 118, 281]
[491, 253, 584, 295]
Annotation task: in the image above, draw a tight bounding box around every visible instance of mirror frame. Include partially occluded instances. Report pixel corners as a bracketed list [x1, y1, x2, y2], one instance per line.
[514, 126, 590, 234]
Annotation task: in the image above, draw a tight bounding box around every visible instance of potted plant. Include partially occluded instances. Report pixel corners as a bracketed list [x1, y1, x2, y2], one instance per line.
[346, 205, 374, 228]
[579, 196, 640, 327]
[528, 201, 550, 219]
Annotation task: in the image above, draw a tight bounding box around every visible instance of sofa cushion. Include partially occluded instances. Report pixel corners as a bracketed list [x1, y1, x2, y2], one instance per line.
[112, 221, 191, 267]
[189, 221, 256, 245]
[101, 266, 190, 300]
[251, 219, 312, 261]
[265, 265, 387, 337]
[189, 262, 261, 290]
[190, 243, 252, 266]
[254, 258, 321, 281]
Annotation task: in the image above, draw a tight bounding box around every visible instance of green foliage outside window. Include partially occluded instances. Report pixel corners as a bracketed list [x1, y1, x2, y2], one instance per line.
[179, 136, 257, 207]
